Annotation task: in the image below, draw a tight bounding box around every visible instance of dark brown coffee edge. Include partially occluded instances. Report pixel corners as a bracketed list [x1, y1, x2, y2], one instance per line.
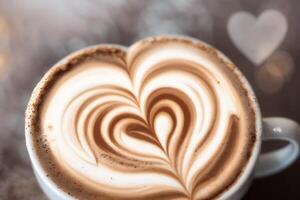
[25, 36, 257, 200]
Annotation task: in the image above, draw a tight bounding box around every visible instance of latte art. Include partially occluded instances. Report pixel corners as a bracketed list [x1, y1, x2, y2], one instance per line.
[26, 37, 256, 200]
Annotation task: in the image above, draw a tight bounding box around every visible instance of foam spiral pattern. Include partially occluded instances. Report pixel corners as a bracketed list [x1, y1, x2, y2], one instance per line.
[36, 38, 255, 200]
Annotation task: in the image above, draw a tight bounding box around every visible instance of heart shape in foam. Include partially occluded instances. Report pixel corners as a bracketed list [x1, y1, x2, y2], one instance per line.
[228, 10, 288, 65]
[56, 43, 220, 189]
[30, 37, 255, 199]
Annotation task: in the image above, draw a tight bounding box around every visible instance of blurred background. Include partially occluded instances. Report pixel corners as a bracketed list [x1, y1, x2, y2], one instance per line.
[0, 0, 299, 199]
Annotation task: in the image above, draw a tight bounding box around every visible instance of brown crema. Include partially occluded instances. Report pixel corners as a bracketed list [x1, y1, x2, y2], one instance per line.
[25, 36, 256, 200]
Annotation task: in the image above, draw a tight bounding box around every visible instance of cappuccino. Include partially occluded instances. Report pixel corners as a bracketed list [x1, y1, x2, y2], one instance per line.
[26, 36, 256, 199]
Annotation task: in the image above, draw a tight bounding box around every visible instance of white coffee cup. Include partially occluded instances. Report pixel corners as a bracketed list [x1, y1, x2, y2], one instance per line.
[25, 39, 300, 200]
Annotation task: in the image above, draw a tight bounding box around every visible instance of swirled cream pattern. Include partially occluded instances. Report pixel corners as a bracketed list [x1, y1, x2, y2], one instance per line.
[32, 37, 255, 200]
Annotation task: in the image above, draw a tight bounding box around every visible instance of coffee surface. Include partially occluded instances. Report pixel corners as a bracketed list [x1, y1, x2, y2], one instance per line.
[26, 37, 256, 200]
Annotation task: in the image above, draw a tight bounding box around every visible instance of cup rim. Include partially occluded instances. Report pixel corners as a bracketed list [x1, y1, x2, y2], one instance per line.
[25, 34, 262, 200]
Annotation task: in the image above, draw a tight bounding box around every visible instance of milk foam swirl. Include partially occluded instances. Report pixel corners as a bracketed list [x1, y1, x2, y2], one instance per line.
[30, 37, 255, 200]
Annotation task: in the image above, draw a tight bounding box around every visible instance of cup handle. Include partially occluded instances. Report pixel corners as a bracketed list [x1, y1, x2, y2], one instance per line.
[254, 117, 300, 178]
